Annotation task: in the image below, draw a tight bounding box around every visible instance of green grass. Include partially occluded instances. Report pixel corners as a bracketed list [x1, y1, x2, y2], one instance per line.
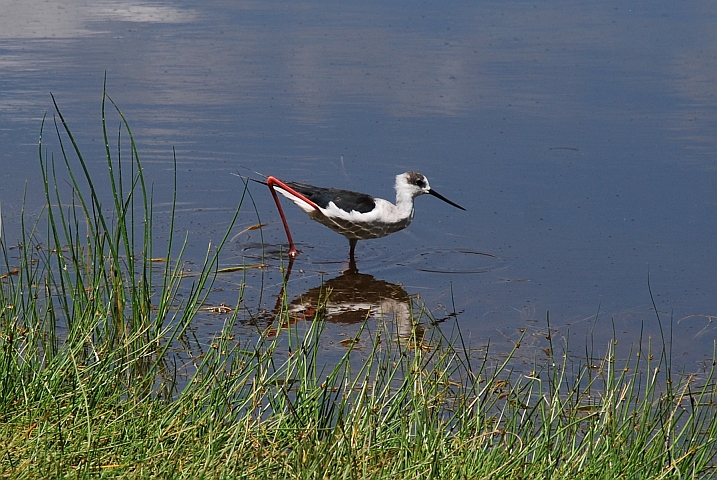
[1, 85, 717, 479]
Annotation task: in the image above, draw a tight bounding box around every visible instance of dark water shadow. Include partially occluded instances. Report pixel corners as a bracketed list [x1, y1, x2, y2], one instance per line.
[256, 258, 425, 344]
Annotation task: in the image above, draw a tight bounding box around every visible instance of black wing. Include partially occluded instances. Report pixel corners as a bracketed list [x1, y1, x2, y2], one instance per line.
[287, 182, 376, 214]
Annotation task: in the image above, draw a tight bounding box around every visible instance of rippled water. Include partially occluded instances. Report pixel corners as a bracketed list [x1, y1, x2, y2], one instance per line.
[1, 0, 716, 367]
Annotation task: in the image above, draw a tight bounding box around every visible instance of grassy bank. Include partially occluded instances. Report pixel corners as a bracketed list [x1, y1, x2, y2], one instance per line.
[1, 90, 716, 479]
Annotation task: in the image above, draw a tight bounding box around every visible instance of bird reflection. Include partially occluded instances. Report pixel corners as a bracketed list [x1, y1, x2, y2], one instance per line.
[268, 259, 422, 341]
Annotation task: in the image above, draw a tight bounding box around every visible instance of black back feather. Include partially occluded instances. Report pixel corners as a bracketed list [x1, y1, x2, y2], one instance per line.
[287, 182, 376, 214]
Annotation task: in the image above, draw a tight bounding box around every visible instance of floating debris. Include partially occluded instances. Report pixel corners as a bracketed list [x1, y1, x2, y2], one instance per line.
[201, 303, 233, 314]
[0, 269, 19, 279]
[339, 338, 359, 347]
[216, 264, 267, 274]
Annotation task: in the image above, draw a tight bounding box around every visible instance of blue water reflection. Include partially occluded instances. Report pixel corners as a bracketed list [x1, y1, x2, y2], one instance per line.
[1, 0, 716, 368]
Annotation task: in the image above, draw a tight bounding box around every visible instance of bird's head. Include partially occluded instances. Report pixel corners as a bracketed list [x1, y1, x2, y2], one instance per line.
[395, 171, 465, 210]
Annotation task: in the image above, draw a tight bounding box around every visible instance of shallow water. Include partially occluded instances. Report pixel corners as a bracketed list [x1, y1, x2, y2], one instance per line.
[1, 0, 716, 368]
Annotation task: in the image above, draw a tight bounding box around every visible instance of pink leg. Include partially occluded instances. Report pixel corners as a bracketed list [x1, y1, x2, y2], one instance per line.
[267, 177, 298, 257]
[266, 176, 320, 258]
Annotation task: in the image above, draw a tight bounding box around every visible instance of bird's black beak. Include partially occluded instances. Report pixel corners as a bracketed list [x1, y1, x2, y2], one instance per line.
[428, 189, 466, 211]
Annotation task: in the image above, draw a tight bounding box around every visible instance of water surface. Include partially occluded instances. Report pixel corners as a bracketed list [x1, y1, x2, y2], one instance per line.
[1, 0, 716, 367]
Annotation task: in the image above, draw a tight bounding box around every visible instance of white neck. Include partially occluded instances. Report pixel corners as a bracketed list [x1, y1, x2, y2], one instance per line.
[393, 189, 416, 218]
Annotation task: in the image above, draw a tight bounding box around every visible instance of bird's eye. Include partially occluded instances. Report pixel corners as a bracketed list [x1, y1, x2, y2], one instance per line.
[416, 180, 426, 188]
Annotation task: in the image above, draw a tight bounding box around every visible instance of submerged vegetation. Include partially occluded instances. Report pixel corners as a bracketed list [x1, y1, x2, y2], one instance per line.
[1, 89, 717, 479]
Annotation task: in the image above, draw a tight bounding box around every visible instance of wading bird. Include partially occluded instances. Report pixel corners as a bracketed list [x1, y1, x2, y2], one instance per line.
[265, 171, 465, 262]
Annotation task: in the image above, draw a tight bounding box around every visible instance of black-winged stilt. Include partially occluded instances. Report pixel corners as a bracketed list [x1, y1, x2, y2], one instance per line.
[266, 171, 465, 261]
